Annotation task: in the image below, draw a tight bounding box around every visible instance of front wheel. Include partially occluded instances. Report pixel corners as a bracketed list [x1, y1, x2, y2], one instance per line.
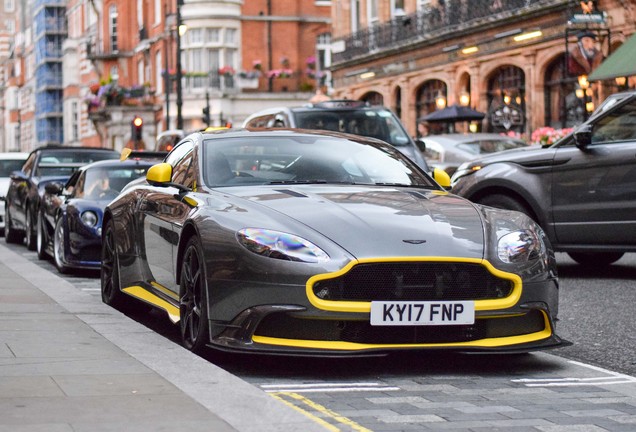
[36, 211, 48, 260]
[179, 236, 210, 354]
[101, 219, 127, 309]
[53, 218, 70, 274]
[568, 252, 624, 267]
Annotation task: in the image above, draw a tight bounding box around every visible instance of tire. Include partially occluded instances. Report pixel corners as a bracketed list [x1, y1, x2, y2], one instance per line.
[25, 207, 37, 251]
[36, 211, 48, 260]
[568, 252, 624, 267]
[476, 194, 531, 218]
[53, 217, 70, 274]
[101, 219, 128, 309]
[179, 236, 210, 354]
[4, 205, 23, 244]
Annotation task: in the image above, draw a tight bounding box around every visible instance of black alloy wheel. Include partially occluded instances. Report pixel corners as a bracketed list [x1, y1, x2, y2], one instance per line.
[25, 207, 37, 251]
[101, 219, 127, 309]
[179, 236, 210, 354]
[4, 205, 23, 244]
[53, 218, 69, 274]
[36, 211, 48, 260]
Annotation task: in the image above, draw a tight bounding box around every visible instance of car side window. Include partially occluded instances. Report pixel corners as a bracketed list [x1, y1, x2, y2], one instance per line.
[172, 148, 197, 189]
[165, 140, 194, 167]
[246, 114, 275, 128]
[592, 100, 636, 144]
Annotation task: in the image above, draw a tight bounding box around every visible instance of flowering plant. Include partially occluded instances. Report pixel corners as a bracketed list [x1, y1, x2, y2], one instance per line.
[305, 56, 316, 69]
[280, 56, 290, 67]
[306, 69, 325, 80]
[267, 68, 293, 79]
[238, 70, 261, 79]
[530, 127, 574, 146]
[252, 59, 263, 70]
[218, 66, 235, 77]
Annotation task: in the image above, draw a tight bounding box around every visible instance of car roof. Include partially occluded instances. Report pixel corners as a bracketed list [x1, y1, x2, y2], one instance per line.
[0, 152, 29, 160]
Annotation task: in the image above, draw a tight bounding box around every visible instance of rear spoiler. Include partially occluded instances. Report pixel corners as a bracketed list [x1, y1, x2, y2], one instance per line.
[120, 149, 168, 161]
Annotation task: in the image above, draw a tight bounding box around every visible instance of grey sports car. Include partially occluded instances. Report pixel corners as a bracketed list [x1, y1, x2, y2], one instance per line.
[101, 128, 566, 356]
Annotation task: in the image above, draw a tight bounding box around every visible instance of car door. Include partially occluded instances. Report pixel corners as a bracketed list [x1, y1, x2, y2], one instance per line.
[551, 99, 636, 246]
[8, 152, 36, 228]
[141, 140, 196, 293]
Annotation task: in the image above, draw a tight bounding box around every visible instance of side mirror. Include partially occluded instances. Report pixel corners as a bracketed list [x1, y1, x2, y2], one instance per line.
[44, 182, 63, 195]
[433, 167, 451, 189]
[574, 124, 592, 149]
[415, 138, 426, 152]
[146, 163, 173, 186]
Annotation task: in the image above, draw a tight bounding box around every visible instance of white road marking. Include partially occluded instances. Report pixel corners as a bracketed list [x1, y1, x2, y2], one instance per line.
[512, 360, 636, 387]
[260, 382, 401, 393]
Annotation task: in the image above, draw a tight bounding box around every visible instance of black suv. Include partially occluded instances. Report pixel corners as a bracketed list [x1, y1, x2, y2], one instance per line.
[4, 145, 119, 249]
[242, 100, 429, 170]
[451, 91, 636, 266]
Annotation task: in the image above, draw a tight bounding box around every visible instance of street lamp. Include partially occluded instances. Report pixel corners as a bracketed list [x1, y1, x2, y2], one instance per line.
[176, 0, 184, 130]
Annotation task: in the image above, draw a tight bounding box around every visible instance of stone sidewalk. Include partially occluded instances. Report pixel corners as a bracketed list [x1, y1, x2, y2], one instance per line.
[0, 243, 325, 432]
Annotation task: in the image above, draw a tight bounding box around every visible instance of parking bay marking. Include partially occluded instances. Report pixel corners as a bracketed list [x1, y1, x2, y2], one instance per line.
[260, 382, 401, 393]
[512, 360, 636, 387]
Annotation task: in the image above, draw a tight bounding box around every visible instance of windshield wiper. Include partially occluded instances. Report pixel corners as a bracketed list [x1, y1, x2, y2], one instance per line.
[374, 182, 436, 189]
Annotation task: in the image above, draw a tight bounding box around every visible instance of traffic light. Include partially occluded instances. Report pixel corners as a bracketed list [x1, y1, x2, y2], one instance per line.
[131, 116, 143, 141]
[202, 107, 210, 126]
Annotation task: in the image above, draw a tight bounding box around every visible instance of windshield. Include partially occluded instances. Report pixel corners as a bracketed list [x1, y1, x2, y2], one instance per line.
[0, 159, 26, 176]
[202, 135, 436, 189]
[294, 109, 411, 147]
[76, 166, 150, 199]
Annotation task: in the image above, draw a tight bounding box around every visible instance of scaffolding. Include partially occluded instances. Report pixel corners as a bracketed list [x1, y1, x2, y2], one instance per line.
[34, 1, 66, 146]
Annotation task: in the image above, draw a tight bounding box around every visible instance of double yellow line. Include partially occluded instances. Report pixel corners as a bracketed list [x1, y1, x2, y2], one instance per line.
[269, 392, 372, 432]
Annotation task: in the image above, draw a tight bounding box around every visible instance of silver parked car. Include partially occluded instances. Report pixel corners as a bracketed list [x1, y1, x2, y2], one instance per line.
[451, 91, 636, 266]
[419, 133, 528, 176]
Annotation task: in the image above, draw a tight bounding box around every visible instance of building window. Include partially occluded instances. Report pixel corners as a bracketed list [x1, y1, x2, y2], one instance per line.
[155, 50, 163, 95]
[4, 0, 14, 12]
[351, 0, 360, 32]
[224, 28, 237, 45]
[487, 66, 525, 133]
[545, 54, 581, 128]
[207, 28, 220, 43]
[188, 28, 203, 45]
[109, 5, 118, 51]
[71, 101, 79, 142]
[154, 0, 161, 25]
[416, 79, 447, 134]
[137, 59, 145, 85]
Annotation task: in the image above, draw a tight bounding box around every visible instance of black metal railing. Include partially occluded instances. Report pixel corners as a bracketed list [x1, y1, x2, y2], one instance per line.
[332, 0, 567, 64]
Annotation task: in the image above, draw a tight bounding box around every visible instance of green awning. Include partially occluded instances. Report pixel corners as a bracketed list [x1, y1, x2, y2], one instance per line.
[589, 33, 636, 81]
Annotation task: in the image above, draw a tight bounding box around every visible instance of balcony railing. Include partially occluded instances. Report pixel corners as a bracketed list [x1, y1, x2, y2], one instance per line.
[332, 0, 568, 65]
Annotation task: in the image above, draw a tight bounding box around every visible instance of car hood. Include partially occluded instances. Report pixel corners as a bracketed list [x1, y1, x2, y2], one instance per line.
[226, 186, 486, 259]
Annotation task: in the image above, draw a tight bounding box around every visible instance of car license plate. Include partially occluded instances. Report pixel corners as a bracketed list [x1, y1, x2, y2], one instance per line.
[370, 301, 475, 326]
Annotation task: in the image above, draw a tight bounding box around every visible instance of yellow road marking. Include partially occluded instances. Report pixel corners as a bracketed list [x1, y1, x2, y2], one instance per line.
[269, 392, 373, 432]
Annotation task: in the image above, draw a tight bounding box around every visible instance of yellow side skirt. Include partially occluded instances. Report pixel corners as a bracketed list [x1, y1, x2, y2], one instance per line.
[123, 285, 180, 324]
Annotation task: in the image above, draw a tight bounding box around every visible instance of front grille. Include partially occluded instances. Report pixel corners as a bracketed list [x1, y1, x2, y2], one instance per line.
[313, 262, 513, 302]
[254, 310, 545, 344]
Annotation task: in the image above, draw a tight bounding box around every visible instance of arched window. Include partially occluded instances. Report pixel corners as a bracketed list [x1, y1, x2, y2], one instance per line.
[416, 79, 447, 135]
[394, 86, 402, 119]
[361, 91, 383, 106]
[487, 66, 525, 133]
[545, 54, 582, 128]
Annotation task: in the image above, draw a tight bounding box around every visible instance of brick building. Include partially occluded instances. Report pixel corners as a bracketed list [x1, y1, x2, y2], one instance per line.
[329, 0, 636, 138]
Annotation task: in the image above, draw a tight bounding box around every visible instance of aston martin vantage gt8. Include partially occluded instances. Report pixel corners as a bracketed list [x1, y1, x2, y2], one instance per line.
[101, 128, 567, 356]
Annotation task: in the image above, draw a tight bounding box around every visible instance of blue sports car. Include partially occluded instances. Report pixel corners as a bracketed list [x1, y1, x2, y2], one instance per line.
[38, 153, 163, 273]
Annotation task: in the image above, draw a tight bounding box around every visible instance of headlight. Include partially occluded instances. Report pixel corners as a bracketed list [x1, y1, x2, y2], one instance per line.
[81, 211, 98, 228]
[450, 163, 482, 186]
[237, 228, 329, 263]
[497, 229, 545, 264]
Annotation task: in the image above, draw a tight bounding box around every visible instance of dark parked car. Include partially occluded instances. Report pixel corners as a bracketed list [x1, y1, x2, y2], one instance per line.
[0, 152, 29, 235]
[37, 153, 164, 273]
[101, 128, 565, 356]
[242, 100, 431, 172]
[4, 146, 119, 249]
[451, 91, 636, 266]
